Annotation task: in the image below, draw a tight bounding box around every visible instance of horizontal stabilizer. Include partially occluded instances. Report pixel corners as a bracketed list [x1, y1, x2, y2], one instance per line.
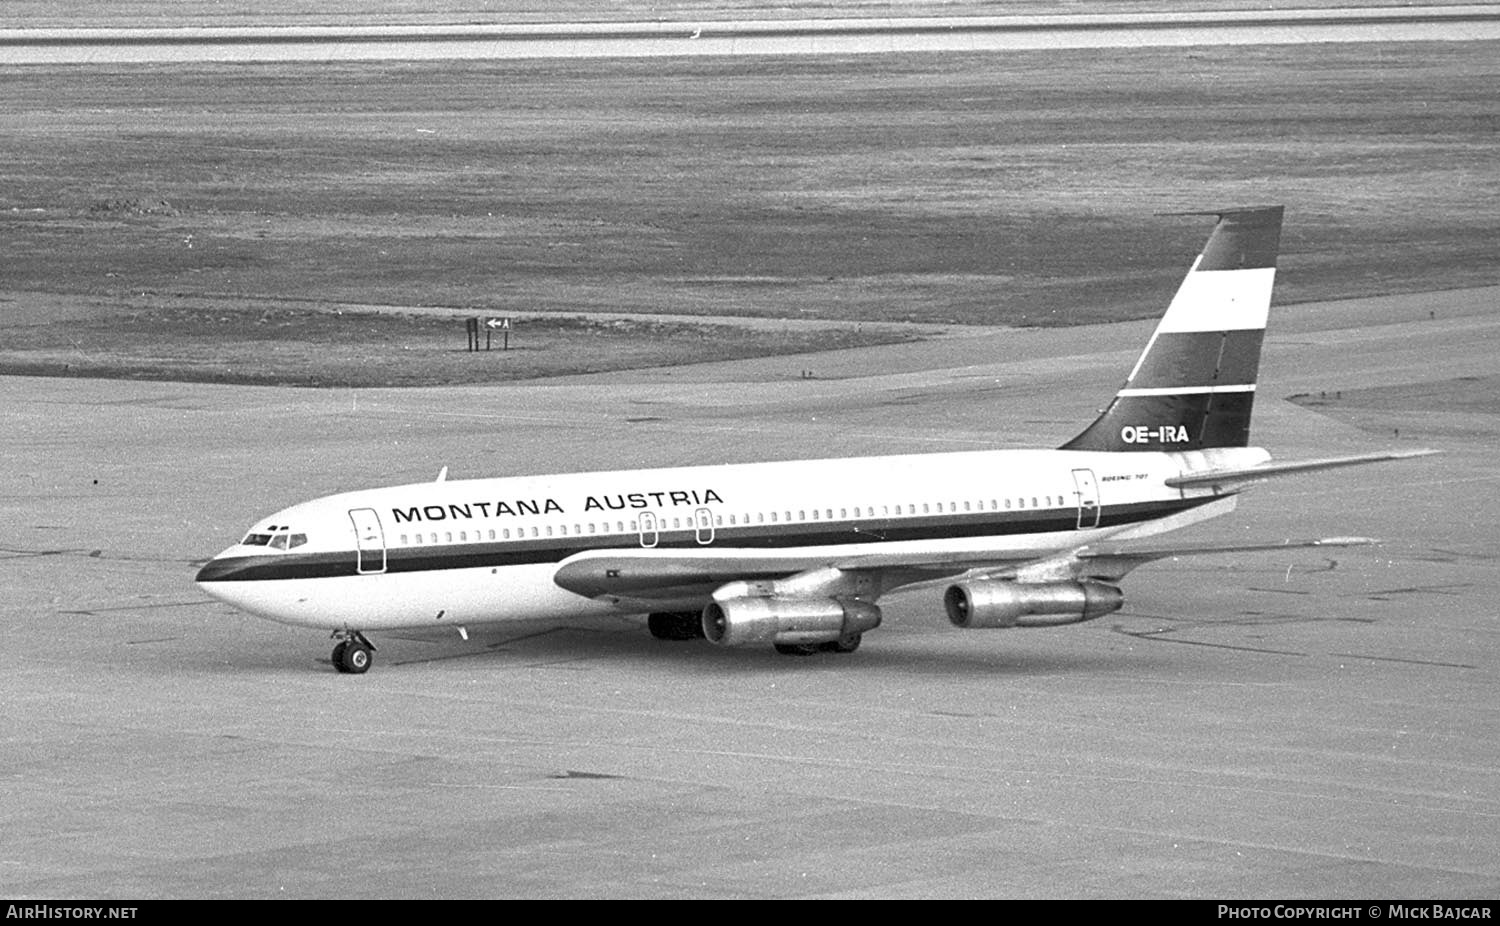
[1166, 448, 1437, 491]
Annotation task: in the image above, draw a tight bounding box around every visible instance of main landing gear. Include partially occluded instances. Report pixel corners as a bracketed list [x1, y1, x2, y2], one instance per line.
[775, 635, 862, 656]
[648, 612, 861, 656]
[331, 630, 376, 674]
[647, 611, 705, 641]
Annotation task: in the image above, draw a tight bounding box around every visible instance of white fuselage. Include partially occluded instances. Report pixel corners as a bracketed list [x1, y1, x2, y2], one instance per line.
[195, 445, 1263, 632]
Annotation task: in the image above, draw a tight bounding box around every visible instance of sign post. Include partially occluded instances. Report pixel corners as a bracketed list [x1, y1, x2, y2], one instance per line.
[485, 316, 512, 351]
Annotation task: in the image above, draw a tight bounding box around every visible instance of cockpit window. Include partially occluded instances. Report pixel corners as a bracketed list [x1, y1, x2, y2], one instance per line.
[244, 530, 307, 550]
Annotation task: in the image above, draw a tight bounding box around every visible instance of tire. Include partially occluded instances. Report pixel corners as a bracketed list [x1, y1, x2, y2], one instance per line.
[339, 642, 372, 674]
[331, 640, 349, 672]
[822, 634, 862, 654]
[774, 643, 819, 656]
[648, 611, 703, 641]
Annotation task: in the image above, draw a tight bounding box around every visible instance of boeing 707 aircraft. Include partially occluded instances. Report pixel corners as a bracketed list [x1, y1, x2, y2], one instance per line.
[196, 206, 1430, 673]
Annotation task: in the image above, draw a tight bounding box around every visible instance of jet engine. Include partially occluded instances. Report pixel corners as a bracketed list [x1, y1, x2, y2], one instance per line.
[944, 579, 1123, 629]
[702, 597, 882, 647]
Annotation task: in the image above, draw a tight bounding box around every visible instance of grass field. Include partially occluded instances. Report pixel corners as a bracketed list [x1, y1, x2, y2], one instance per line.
[2, 40, 1496, 386]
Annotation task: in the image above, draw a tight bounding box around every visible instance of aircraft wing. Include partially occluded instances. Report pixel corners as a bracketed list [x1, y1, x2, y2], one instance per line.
[553, 534, 1376, 606]
[1166, 448, 1437, 492]
[553, 551, 979, 604]
[1071, 535, 1376, 581]
[889, 536, 1376, 591]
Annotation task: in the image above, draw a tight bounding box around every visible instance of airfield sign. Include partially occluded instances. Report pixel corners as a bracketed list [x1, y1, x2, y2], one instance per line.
[467, 316, 513, 351]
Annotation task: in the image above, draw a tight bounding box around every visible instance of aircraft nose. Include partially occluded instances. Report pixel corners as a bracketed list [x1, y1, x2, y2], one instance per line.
[195, 557, 239, 584]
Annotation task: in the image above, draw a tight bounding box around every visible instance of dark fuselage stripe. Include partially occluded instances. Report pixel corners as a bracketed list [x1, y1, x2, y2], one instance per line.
[196, 497, 1209, 582]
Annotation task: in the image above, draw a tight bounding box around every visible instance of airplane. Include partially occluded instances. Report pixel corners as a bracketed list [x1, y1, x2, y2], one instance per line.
[196, 205, 1432, 673]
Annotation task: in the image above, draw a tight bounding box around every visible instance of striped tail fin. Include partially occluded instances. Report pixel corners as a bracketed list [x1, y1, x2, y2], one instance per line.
[1061, 206, 1283, 453]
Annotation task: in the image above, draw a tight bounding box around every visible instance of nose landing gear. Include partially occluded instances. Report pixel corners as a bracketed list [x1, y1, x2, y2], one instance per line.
[331, 631, 376, 674]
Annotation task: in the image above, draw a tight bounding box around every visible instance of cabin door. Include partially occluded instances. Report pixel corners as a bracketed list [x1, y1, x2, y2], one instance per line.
[1071, 469, 1101, 529]
[348, 507, 387, 574]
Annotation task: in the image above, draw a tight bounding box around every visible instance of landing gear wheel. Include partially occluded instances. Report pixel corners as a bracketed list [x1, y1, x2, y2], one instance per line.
[774, 643, 820, 656]
[331, 631, 376, 674]
[648, 611, 704, 641]
[820, 634, 862, 654]
[338, 641, 372, 674]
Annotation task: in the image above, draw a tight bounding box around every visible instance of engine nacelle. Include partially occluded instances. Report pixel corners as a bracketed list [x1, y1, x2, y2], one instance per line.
[944, 579, 1123, 629]
[702, 597, 882, 647]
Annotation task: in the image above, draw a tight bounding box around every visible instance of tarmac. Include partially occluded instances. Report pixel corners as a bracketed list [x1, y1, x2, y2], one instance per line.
[8, 8, 1499, 64]
[1, 285, 1496, 898]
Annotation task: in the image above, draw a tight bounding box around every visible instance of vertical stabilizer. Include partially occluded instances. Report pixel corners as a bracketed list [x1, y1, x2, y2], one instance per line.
[1061, 206, 1283, 453]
